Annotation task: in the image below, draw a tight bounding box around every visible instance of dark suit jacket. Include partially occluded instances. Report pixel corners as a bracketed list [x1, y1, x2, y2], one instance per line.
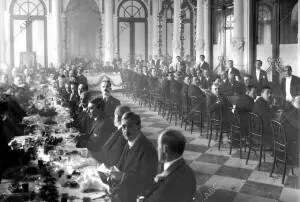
[142, 158, 196, 202]
[220, 79, 233, 96]
[112, 134, 158, 202]
[170, 80, 183, 105]
[77, 117, 115, 152]
[201, 77, 214, 90]
[226, 67, 240, 78]
[236, 94, 254, 136]
[253, 97, 275, 146]
[100, 128, 127, 167]
[104, 96, 121, 119]
[180, 84, 189, 107]
[280, 106, 300, 160]
[208, 94, 231, 128]
[188, 84, 206, 112]
[253, 69, 268, 93]
[196, 61, 210, 72]
[281, 75, 300, 98]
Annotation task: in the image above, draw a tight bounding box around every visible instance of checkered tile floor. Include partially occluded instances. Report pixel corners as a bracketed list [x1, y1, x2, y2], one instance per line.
[113, 92, 300, 202]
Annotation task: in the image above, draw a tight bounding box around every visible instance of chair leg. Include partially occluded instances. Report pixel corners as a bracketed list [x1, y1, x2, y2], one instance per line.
[239, 132, 242, 158]
[258, 148, 263, 171]
[218, 130, 223, 151]
[282, 160, 287, 184]
[208, 122, 213, 147]
[200, 114, 203, 136]
[291, 163, 294, 175]
[229, 131, 233, 155]
[184, 117, 188, 131]
[246, 146, 251, 165]
[270, 157, 276, 177]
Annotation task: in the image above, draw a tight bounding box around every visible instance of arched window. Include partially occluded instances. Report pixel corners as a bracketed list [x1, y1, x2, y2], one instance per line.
[10, 0, 47, 68]
[257, 5, 272, 44]
[12, 0, 46, 16]
[118, 0, 148, 64]
[119, 0, 146, 18]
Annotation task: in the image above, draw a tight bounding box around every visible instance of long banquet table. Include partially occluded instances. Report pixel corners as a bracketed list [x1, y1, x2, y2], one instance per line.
[0, 80, 110, 202]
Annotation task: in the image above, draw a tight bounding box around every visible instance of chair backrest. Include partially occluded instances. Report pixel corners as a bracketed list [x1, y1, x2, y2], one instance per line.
[210, 102, 223, 121]
[229, 108, 241, 133]
[247, 112, 263, 145]
[189, 95, 206, 112]
[270, 120, 287, 163]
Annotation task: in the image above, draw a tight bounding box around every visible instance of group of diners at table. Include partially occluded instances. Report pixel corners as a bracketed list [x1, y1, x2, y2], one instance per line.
[121, 56, 300, 170]
[0, 54, 300, 201]
[0, 62, 198, 202]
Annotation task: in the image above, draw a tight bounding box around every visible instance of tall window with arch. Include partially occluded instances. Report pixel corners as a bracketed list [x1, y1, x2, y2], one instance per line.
[118, 0, 148, 64]
[10, 0, 47, 68]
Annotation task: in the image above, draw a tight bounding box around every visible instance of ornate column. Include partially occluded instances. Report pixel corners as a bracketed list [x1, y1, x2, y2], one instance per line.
[104, 0, 114, 63]
[232, 0, 244, 71]
[61, 12, 67, 63]
[204, 0, 211, 64]
[243, 0, 253, 74]
[172, 0, 181, 62]
[152, 0, 160, 58]
[52, 0, 62, 67]
[196, 0, 205, 64]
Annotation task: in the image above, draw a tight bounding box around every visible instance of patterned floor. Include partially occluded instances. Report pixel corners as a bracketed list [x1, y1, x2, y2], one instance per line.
[113, 91, 300, 202]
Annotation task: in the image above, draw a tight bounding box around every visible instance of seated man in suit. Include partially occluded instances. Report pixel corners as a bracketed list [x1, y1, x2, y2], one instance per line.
[101, 80, 121, 120]
[207, 83, 231, 129]
[102, 112, 158, 202]
[220, 71, 232, 96]
[188, 76, 206, 113]
[100, 105, 131, 166]
[279, 95, 300, 163]
[236, 85, 257, 137]
[281, 65, 300, 102]
[253, 60, 268, 94]
[201, 69, 214, 90]
[76, 98, 115, 153]
[137, 130, 196, 202]
[253, 86, 276, 147]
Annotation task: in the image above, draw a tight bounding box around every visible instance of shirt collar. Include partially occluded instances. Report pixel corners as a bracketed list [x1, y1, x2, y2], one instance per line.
[128, 133, 141, 149]
[163, 156, 182, 171]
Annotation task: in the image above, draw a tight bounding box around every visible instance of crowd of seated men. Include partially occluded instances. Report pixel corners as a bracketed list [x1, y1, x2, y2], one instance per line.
[121, 55, 300, 163]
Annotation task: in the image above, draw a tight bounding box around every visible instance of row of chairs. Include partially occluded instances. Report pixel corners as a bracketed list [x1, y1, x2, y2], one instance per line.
[122, 82, 294, 184]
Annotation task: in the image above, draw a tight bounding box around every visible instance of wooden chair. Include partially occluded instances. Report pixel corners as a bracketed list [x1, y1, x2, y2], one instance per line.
[189, 96, 205, 135]
[246, 112, 270, 170]
[228, 109, 243, 158]
[270, 120, 294, 184]
[207, 103, 228, 150]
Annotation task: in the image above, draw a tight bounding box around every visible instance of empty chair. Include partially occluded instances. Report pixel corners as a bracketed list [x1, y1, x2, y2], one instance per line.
[246, 112, 271, 170]
[270, 120, 294, 184]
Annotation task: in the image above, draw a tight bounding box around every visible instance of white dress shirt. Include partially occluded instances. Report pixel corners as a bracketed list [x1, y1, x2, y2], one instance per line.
[256, 69, 261, 81]
[285, 76, 293, 101]
[128, 133, 141, 149]
[163, 156, 182, 171]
